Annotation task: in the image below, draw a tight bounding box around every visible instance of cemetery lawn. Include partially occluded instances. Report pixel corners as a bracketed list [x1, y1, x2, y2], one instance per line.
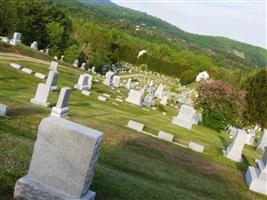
[0, 51, 266, 200]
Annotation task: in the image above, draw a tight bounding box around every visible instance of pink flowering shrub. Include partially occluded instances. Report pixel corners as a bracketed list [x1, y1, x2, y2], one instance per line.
[194, 79, 245, 130]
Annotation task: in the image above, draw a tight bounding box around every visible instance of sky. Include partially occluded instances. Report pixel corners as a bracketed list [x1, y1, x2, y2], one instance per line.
[111, 0, 267, 49]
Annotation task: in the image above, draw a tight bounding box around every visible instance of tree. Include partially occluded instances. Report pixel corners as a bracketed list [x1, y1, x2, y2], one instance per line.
[180, 70, 196, 85]
[64, 45, 80, 63]
[0, 0, 18, 36]
[46, 22, 64, 55]
[242, 69, 267, 129]
[194, 80, 245, 130]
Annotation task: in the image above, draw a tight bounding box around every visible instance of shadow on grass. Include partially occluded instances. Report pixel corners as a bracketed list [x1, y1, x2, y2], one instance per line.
[8, 107, 44, 117]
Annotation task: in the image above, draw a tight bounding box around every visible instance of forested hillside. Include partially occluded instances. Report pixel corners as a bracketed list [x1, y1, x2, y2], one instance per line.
[1, 0, 266, 85]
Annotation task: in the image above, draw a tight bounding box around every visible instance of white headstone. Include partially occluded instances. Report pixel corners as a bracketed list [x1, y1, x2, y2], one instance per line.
[51, 87, 71, 118]
[257, 130, 267, 152]
[0, 103, 8, 116]
[49, 61, 58, 71]
[224, 130, 247, 162]
[97, 96, 107, 102]
[14, 116, 103, 200]
[172, 105, 196, 130]
[160, 96, 168, 106]
[73, 59, 79, 67]
[126, 79, 132, 90]
[126, 89, 143, 106]
[127, 120, 144, 132]
[91, 67, 96, 74]
[112, 76, 120, 88]
[10, 32, 21, 45]
[10, 63, 22, 70]
[82, 90, 91, 96]
[30, 41, 38, 49]
[46, 71, 59, 91]
[1, 37, 9, 43]
[158, 131, 174, 142]
[75, 74, 90, 91]
[30, 83, 50, 107]
[81, 63, 86, 70]
[246, 146, 267, 196]
[143, 95, 153, 107]
[188, 142, 205, 153]
[21, 67, 33, 74]
[154, 83, 164, 99]
[34, 72, 46, 79]
[103, 71, 114, 86]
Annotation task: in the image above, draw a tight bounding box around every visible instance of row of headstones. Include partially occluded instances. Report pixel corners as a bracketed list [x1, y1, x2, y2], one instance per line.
[9, 63, 46, 79]
[127, 120, 205, 153]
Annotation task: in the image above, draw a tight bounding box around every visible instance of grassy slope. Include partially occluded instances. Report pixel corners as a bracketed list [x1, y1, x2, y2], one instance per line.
[0, 45, 266, 200]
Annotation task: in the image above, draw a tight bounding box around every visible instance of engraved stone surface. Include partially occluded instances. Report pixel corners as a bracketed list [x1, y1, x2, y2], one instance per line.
[21, 67, 33, 74]
[188, 142, 205, 153]
[30, 83, 50, 107]
[14, 116, 103, 200]
[10, 63, 22, 70]
[126, 89, 143, 106]
[51, 87, 71, 118]
[46, 71, 59, 91]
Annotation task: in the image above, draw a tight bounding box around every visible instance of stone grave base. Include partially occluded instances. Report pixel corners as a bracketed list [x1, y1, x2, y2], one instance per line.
[51, 107, 69, 118]
[30, 98, 49, 107]
[14, 176, 95, 200]
[245, 166, 267, 195]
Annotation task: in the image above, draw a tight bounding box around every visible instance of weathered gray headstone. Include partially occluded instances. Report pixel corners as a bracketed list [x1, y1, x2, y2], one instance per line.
[246, 146, 267, 196]
[51, 87, 71, 118]
[103, 71, 114, 86]
[112, 76, 120, 88]
[172, 105, 196, 130]
[46, 71, 59, 91]
[30, 41, 38, 49]
[30, 83, 50, 107]
[224, 130, 247, 162]
[127, 120, 144, 132]
[10, 32, 21, 45]
[0, 103, 8, 116]
[14, 116, 103, 200]
[75, 74, 90, 91]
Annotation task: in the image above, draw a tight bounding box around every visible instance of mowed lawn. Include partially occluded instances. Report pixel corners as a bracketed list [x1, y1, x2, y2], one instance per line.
[0, 54, 266, 200]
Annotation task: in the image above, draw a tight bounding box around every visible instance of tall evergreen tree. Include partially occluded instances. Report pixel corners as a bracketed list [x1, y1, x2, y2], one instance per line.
[242, 69, 267, 129]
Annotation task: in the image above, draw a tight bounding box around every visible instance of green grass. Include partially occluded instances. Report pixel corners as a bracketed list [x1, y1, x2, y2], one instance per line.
[0, 55, 266, 200]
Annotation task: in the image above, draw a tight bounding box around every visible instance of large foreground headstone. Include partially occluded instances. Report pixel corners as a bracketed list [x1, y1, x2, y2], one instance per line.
[127, 120, 144, 132]
[224, 130, 247, 162]
[30, 83, 50, 107]
[0, 103, 8, 116]
[257, 130, 267, 152]
[246, 146, 267, 196]
[126, 89, 143, 106]
[172, 105, 196, 130]
[14, 116, 103, 200]
[51, 87, 71, 118]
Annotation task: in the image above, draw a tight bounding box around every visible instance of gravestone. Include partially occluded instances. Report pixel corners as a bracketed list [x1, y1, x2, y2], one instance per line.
[228, 126, 238, 137]
[257, 130, 267, 152]
[154, 83, 164, 99]
[0, 103, 8, 116]
[73, 59, 79, 67]
[103, 71, 114, 86]
[224, 130, 247, 162]
[172, 105, 196, 130]
[81, 63, 86, 70]
[1, 37, 9, 43]
[21, 67, 33, 74]
[75, 74, 90, 91]
[10, 32, 22, 45]
[143, 95, 153, 107]
[91, 67, 96, 74]
[158, 131, 174, 142]
[30, 41, 38, 49]
[126, 79, 132, 90]
[82, 90, 91, 96]
[97, 96, 107, 102]
[49, 61, 58, 71]
[246, 146, 267, 196]
[126, 89, 143, 106]
[46, 71, 59, 91]
[88, 75, 93, 90]
[160, 96, 168, 106]
[14, 116, 103, 200]
[51, 87, 71, 118]
[112, 76, 120, 88]
[10, 63, 22, 70]
[34, 72, 46, 79]
[188, 142, 205, 153]
[127, 120, 144, 132]
[30, 83, 50, 107]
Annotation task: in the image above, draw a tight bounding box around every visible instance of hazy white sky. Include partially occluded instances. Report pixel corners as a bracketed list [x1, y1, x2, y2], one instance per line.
[112, 0, 267, 49]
